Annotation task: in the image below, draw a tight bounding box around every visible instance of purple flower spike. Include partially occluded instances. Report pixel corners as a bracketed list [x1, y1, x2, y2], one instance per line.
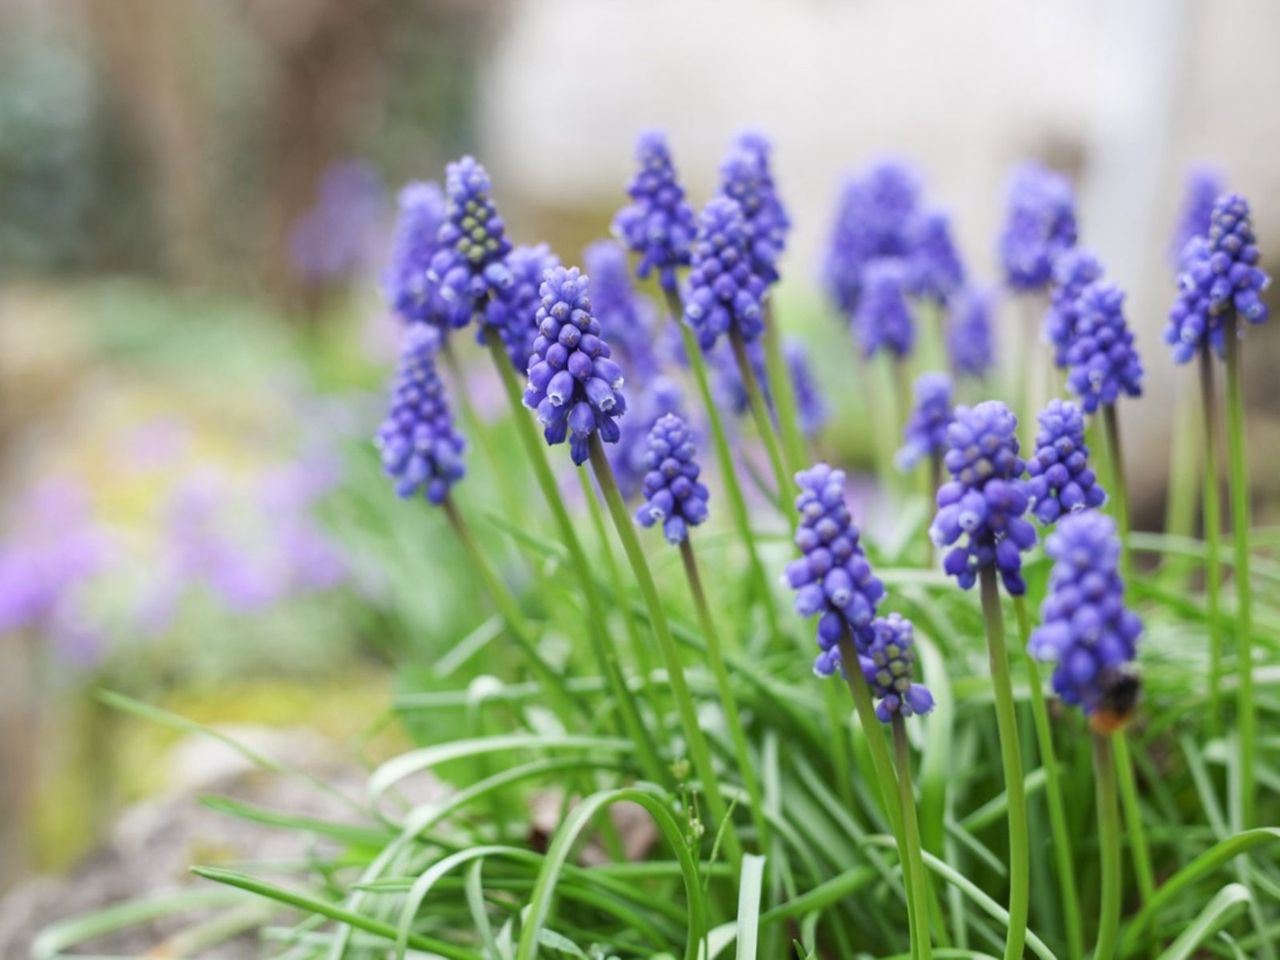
[375, 326, 466, 504]
[897, 372, 955, 471]
[610, 376, 685, 499]
[1044, 248, 1104, 368]
[522, 266, 628, 465]
[861, 613, 936, 723]
[854, 258, 914, 359]
[584, 239, 658, 373]
[634, 414, 710, 544]
[947, 286, 996, 379]
[930, 401, 1036, 595]
[998, 163, 1078, 292]
[683, 197, 768, 350]
[1065, 281, 1144, 413]
[824, 159, 922, 317]
[719, 132, 790, 283]
[613, 131, 697, 293]
[1170, 166, 1224, 271]
[785, 463, 886, 677]
[384, 181, 451, 328]
[786, 339, 829, 439]
[1029, 512, 1142, 716]
[482, 243, 560, 371]
[909, 209, 966, 304]
[428, 157, 514, 327]
[1025, 399, 1107, 524]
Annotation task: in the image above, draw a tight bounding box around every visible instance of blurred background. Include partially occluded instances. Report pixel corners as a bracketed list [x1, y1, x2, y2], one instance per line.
[1, 0, 1278, 948]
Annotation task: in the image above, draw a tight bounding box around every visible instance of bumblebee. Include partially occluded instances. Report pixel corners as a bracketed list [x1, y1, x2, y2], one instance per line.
[1089, 667, 1142, 735]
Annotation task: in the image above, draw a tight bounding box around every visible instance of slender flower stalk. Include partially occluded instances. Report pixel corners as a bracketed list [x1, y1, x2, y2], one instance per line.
[762, 304, 810, 475]
[892, 715, 933, 960]
[1101, 404, 1132, 583]
[729, 327, 795, 493]
[1197, 350, 1224, 733]
[1092, 732, 1123, 960]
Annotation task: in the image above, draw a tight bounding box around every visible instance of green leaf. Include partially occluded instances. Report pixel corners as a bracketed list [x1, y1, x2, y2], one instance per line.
[1155, 883, 1251, 960]
[734, 854, 767, 960]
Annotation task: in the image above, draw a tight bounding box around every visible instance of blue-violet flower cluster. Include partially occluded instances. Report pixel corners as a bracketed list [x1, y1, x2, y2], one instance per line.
[1169, 166, 1223, 270]
[1044, 249, 1104, 368]
[1025, 399, 1106, 524]
[428, 157, 513, 326]
[634, 413, 710, 544]
[684, 197, 768, 350]
[483, 243, 559, 370]
[861, 613, 935, 722]
[897, 373, 955, 471]
[854, 259, 914, 358]
[1064, 282, 1144, 413]
[384, 181, 450, 328]
[613, 132, 697, 293]
[947, 287, 996, 379]
[998, 163, 1078, 292]
[909, 209, 966, 304]
[719, 132, 790, 283]
[584, 239, 658, 373]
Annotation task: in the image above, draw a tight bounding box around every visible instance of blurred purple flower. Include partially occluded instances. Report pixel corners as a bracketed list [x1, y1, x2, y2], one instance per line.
[290, 161, 386, 286]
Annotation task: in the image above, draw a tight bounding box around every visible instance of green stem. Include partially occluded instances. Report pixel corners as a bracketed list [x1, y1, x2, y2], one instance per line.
[1198, 350, 1224, 737]
[1223, 312, 1255, 830]
[1101, 403, 1132, 585]
[679, 538, 770, 853]
[588, 435, 743, 870]
[729, 326, 796, 500]
[762, 301, 810, 476]
[1092, 733, 1122, 960]
[1014, 597, 1084, 960]
[663, 288, 785, 646]
[481, 329, 667, 788]
[1111, 733, 1155, 930]
[978, 565, 1029, 960]
[892, 716, 934, 960]
[1160, 375, 1200, 585]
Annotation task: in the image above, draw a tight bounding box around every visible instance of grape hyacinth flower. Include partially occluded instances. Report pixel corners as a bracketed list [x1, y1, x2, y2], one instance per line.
[290, 161, 385, 286]
[523, 266, 628, 465]
[854, 259, 915, 358]
[947, 286, 996, 379]
[861, 613, 936, 722]
[384, 181, 450, 328]
[719, 132, 790, 283]
[634, 414, 710, 544]
[427, 157, 513, 327]
[584, 239, 658, 372]
[482, 243, 560, 371]
[1169, 166, 1223, 270]
[897, 372, 955, 471]
[375, 326, 466, 503]
[785, 463, 886, 677]
[998, 163, 1078, 292]
[909, 209, 966, 304]
[1064, 282, 1144, 413]
[786, 339, 829, 439]
[610, 376, 684, 500]
[1025, 399, 1107, 524]
[613, 131, 697, 293]
[930, 401, 1037, 594]
[823, 159, 922, 317]
[1044, 249, 1104, 368]
[683, 197, 768, 350]
[1028, 512, 1142, 715]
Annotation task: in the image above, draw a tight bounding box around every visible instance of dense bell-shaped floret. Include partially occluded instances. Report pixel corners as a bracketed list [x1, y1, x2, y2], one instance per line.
[860, 613, 936, 722]
[1169, 166, 1223, 271]
[719, 132, 791, 284]
[785, 464, 886, 676]
[613, 132, 697, 293]
[854, 258, 915, 358]
[947, 286, 996, 379]
[1028, 512, 1142, 715]
[1025, 399, 1106, 524]
[634, 414, 710, 544]
[384, 181, 451, 328]
[998, 163, 1078, 292]
[427, 157, 514, 326]
[1044, 248, 1104, 368]
[786, 339, 829, 439]
[897, 372, 955, 471]
[482, 243, 559, 371]
[930, 402, 1037, 594]
[374, 326, 466, 503]
[1065, 281, 1144, 413]
[522, 267, 628, 465]
[610, 376, 684, 500]
[683, 197, 768, 350]
[909, 209, 966, 304]
[584, 239, 659, 374]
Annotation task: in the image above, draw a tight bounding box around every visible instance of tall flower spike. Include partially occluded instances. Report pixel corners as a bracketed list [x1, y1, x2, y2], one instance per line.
[1064, 281, 1144, 413]
[1025, 399, 1106, 524]
[634, 413, 710, 544]
[909, 209, 966, 304]
[584, 239, 658, 374]
[523, 266, 628, 465]
[428, 157, 513, 326]
[613, 131, 697, 293]
[374, 326, 466, 504]
[684, 197, 767, 350]
[1044, 248, 1104, 368]
[719, 132, 790, 283]
[1028, 512, 1142, 716]
[897, 372, 955, 471]
[931, 401, 1037, 594]
[384, 181, 451, 328]
[823, 159, 922, 317]
[610, 376, 684, 500]
[998, 163, 1078, 292]
[785, 463, 886, 677]
[482, 243, 560, 371]
[1170, 166, 1223, 270]
[861, 613, 935, 722]
[854, 258, 915, 358]
[947, 286, 996, 379]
